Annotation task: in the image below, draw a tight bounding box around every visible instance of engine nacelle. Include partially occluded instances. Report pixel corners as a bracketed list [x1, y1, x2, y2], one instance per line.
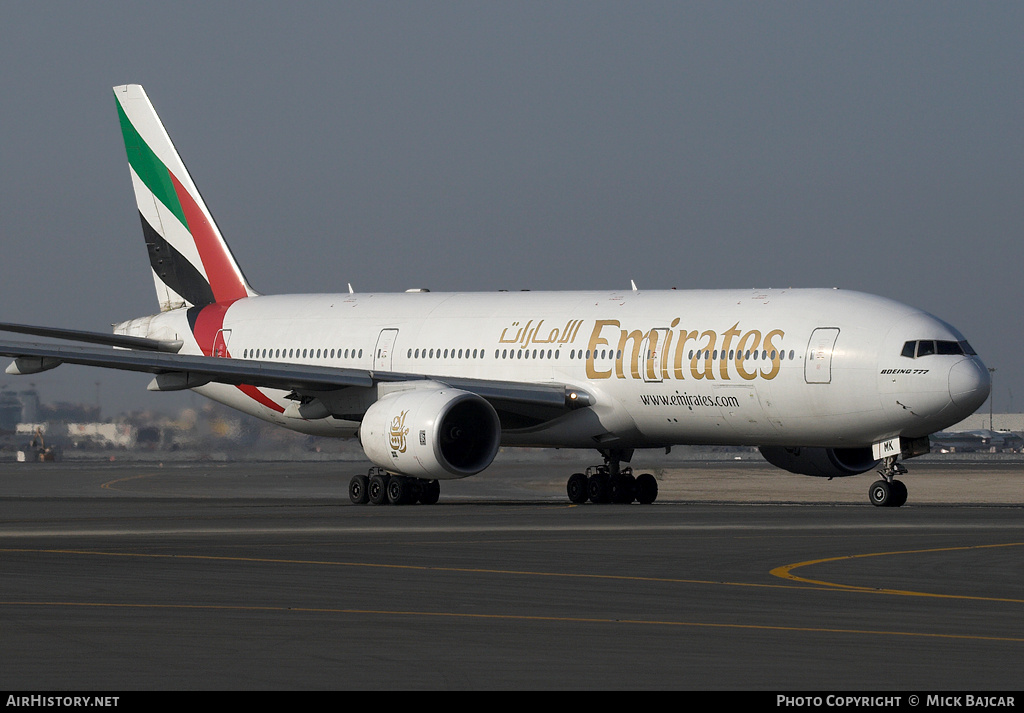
[759, 446, 878, 478]
[360, 388, 501, 480]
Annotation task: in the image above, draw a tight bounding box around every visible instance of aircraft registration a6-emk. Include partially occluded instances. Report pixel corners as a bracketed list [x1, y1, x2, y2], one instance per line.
[0, 85, 992, 507]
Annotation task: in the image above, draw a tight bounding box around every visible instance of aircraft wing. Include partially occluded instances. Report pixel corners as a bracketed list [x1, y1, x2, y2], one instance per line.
[0, 335, 590, 411]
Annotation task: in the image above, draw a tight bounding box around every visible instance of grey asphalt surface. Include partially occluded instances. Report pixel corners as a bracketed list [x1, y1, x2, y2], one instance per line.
[0, 458, 1021, 690]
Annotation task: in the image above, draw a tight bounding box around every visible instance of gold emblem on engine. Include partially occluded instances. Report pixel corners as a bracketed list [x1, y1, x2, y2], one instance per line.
[389, 410, 410, 455]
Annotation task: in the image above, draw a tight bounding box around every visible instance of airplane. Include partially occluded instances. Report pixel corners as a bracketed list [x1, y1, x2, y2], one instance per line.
[0, 85, 992, 507]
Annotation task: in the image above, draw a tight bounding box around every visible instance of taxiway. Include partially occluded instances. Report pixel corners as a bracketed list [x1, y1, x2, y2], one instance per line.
[1, 459, 1021, 689]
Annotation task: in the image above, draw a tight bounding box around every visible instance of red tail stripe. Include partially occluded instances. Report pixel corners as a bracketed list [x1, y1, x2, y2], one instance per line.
[170, 172, 248, 303]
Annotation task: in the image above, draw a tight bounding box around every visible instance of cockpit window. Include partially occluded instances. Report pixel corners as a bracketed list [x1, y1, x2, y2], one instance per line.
[901, 339, 973, 358]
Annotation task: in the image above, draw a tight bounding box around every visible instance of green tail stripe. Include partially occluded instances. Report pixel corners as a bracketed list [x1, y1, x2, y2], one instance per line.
[115, 96, 188, 229]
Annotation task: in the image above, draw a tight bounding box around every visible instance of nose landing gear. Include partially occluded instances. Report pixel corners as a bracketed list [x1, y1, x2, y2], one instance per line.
[869, 456, 909, 507]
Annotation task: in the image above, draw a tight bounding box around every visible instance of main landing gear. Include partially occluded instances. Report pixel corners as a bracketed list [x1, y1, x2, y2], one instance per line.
[349, 467, 440, 506]
[566, 450, 658, 505]
[868, 455, 909, 507]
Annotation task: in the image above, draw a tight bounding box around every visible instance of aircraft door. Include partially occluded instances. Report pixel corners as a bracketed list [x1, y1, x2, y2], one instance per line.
[212, 329, 231, 358]
[374, 329, 399, 371]
[804, 328, 839, 384]
[642, 328, 670, 383]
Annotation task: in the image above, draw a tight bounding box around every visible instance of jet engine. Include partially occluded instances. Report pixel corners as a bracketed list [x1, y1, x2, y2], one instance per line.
[360, 388, 501, 480]
[758, 446, 878, 478]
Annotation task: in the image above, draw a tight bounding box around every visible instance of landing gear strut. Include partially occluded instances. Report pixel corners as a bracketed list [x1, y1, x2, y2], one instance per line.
[566, 449, 658, 505]
[349, 467, 440, 506]
[868, 456, 908, 507]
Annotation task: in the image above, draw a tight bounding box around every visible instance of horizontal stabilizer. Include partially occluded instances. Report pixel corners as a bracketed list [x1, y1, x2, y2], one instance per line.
[0, 322, 182, 353]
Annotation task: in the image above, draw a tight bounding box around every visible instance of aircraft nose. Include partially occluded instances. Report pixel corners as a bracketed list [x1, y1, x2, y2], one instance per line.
[949, 358, 991, 412]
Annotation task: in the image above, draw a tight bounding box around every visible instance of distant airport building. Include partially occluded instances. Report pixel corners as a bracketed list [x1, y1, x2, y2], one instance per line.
[0, 391, 20, 432]
[950, 413, 1024, 433]
[933, 413, 1024, 453]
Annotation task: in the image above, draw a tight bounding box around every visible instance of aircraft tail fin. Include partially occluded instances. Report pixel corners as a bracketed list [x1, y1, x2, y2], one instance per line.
[113, 84, 257, 312]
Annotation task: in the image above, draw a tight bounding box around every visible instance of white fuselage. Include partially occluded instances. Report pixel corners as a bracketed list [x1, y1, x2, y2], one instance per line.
[122, 287, 990, 452]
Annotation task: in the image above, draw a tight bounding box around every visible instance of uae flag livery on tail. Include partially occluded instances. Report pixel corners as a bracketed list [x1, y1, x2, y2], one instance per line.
[114, 84, 256, 311]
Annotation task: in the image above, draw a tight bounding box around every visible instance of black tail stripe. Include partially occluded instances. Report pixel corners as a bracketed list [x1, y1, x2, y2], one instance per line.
[139, 211, 216, 307]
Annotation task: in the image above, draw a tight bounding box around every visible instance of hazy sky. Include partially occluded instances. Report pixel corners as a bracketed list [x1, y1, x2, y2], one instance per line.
[0, 2, 1021, 417]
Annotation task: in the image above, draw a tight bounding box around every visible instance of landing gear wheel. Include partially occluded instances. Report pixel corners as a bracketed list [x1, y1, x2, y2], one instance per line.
[419, 480, 441, 505]
[635, 473, 658, 504]
[368, 473, 389, 505]
[348, 474, 369, 504]
[587, 473, 609, 503]
[608, 474, 636, 504]
[869, 479, 891, 507]
[889, 480, 908, 507]
[567, 473, 588, 504]
[387, 476, 412, 505]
